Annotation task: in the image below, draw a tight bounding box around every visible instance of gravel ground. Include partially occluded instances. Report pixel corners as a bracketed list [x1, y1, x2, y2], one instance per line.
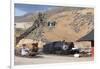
[14, 54, 93, 65]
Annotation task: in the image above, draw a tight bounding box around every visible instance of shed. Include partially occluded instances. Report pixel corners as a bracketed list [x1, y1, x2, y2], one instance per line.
[77, 30, 94, 47]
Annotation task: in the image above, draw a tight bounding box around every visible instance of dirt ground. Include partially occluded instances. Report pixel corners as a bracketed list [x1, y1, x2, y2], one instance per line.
[14, 54, 93, 65]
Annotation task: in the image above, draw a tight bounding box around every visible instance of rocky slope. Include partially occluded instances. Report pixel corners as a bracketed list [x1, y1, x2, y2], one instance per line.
[15, 7, 94, 42]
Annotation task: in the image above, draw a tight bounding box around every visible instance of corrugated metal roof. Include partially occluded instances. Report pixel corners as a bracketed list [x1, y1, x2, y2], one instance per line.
[78, 30, 94, 41]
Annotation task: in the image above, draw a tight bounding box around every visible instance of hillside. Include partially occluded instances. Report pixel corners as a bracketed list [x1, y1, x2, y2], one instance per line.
[15, 7, 94, 42]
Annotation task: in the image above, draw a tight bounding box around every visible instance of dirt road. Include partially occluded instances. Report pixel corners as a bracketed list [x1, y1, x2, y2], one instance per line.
[15, 54, 93, 65]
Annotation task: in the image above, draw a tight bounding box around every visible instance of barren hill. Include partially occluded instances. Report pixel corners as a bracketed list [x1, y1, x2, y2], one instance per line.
[15, 7, 94, 42]
[43, 8, 94, 42]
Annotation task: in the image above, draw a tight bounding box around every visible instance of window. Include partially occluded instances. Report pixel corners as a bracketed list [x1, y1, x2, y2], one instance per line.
[48, 21, 56, 27]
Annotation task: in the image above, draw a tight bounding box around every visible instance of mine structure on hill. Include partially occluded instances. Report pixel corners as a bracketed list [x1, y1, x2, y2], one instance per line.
[16, 13, 47, 45]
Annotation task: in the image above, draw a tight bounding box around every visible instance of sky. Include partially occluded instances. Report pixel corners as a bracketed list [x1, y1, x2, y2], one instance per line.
[15, 4, 57, 16]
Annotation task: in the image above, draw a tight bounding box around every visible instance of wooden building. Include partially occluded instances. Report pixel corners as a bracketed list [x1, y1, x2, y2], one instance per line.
[77, 30, 94, 47]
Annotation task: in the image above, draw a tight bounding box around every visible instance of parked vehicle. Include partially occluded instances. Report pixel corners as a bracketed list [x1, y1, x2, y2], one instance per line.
[43, 41, 79, 55]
